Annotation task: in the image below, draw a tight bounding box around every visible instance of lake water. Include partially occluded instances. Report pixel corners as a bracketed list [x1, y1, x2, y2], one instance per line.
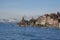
[0, 23, 60, 40]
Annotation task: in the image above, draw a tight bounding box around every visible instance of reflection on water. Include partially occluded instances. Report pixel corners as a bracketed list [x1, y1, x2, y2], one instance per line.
[0, 23, 60, 40]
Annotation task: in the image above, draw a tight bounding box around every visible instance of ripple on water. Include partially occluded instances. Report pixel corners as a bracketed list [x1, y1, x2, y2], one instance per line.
[0, 23, 60, 40]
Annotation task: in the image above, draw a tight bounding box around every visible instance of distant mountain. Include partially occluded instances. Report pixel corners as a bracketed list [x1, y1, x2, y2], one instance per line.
[0, 18, 19, 23]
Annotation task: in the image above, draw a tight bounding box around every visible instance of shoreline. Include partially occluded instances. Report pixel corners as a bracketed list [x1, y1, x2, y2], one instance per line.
[17, 24, 60, 29]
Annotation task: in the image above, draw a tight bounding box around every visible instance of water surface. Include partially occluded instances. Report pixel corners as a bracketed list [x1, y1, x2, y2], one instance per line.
[0, 23, 60, 40]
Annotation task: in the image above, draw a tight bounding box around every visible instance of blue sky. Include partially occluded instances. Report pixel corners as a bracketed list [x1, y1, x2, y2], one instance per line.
[0, 0, 60, 19]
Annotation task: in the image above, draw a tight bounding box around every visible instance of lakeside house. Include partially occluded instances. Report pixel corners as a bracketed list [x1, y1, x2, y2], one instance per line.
[36, 16, 47, 26]
[58, 16, 60, 28]
[35, 13, 59, 27]
[17, 12, 60, 28]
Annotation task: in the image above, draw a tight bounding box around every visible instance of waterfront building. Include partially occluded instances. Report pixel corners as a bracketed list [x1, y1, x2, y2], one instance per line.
[58, 23, 60, 28]
[36, 16, 47, 26]
[58, 17, 60, 28]
[53, 19, 58, 27]
[36, 16, 41, 25]
[17, 12, 60, 28]
[40, 16, 47, 26]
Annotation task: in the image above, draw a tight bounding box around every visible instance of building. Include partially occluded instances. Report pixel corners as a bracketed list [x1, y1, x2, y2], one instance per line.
[53, 19, 58, 27]
[58, 16, 60, 28]
[36, 13, 59, 27]
[36, 16, 41, 25]
[36, 16, 47, 26]
[17, 12, 60, 28]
